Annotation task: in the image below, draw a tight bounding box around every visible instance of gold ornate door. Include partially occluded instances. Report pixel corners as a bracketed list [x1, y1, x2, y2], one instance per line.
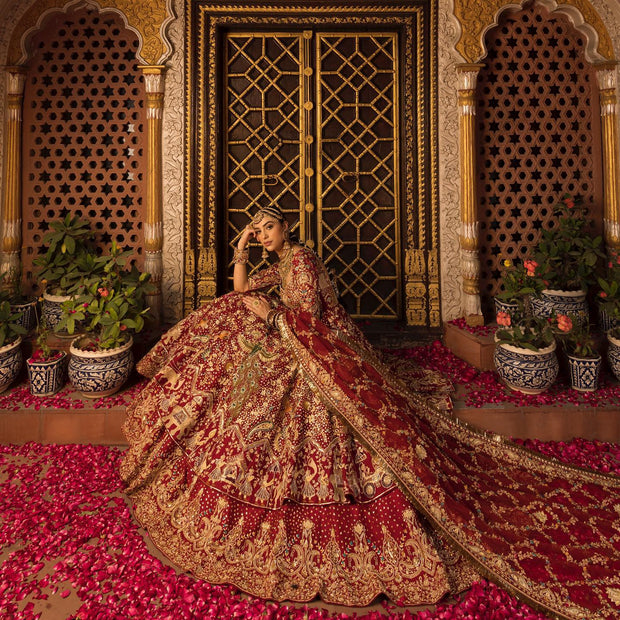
[224, 30, 401, 319]
[186, 2, 439, 327]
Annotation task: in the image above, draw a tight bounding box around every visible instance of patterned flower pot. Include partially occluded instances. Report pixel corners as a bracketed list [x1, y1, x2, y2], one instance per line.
[27, 352, 67, 396]
[68, 336, 134, 399]
[567, 354, 601, 392]
[10, 299, 37, 333]
[0, 337, 23, 394]
[607, 333, 620, 382]
[42, 292, 72, 337]
[530, 289, 588, 326]
[493, 339, 559, 394]
[598, 306, 618, 334]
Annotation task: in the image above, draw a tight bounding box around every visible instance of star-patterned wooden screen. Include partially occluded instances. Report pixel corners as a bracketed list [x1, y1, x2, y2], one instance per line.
[21, 6, 147, 293]
[476, 2, 603, 313]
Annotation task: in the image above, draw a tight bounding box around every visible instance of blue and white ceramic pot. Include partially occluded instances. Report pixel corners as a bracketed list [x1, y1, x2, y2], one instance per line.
[42, 292, 72, 337]
[10, 299, 37, 334]
[607, 333, 620, 382]
[598, 306, 618, 334]
[530, 289, 588, 326]
[68, 336, 134, 398]
[0, 337, 23, 394]
[493, 339, 559, 394]
[567, 354, 601, 392]
[27, 352, 67, 396]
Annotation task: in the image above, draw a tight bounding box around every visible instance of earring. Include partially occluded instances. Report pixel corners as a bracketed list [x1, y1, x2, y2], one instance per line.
[283, 229, 291, 250]
[262, 247, 269, 259]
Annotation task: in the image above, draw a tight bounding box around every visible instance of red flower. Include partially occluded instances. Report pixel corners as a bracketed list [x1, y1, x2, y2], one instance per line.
[563, 197, 575, 208]
[496, 311, 511, 327]
[599, 291, 608, 298]
[557, 314, 573, 333]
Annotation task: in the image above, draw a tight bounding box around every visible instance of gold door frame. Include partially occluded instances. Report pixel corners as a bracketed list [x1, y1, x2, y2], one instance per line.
[185, 1, 439, 326]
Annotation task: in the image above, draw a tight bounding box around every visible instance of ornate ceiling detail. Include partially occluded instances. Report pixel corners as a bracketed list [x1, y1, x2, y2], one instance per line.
[7, 0, 175, 66]
[453, 0, 615, 62]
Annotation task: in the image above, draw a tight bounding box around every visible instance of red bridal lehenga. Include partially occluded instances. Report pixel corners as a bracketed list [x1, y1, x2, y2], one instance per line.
[121, 246, 620, 620]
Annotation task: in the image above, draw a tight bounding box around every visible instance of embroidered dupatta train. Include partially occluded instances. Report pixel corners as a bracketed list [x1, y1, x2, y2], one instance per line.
[121, 247, 620, 619]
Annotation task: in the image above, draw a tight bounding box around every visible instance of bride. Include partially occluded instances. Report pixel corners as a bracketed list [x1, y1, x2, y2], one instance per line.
[121, 205, 620, 619]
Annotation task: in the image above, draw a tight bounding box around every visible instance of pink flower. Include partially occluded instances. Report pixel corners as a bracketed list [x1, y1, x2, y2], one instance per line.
[557, 314, 573, 333]
[496, 311, 511, 327]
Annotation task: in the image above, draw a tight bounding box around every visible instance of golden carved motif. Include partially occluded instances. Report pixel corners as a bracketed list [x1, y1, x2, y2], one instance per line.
[453, 0, 615, 63]
[7, 0, 174, 66]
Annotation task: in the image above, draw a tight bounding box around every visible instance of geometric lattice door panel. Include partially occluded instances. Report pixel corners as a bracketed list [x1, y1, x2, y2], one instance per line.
[316, 33, 400, 319]
[21, 6, 147, 292]
[476, 2, 603, 309]
[224, 30, 400, 319]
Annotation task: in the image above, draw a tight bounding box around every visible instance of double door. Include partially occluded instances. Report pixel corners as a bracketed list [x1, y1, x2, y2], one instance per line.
[223, 30, 401, 319]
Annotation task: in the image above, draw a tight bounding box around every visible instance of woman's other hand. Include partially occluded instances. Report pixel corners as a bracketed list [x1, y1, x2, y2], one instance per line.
[242, 295, 271, 321]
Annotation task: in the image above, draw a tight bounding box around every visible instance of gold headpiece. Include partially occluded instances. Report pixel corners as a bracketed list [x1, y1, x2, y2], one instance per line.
[252, 205, 284, 224]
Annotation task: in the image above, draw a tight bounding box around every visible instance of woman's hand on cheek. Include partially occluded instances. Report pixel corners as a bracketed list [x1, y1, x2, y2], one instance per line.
[242, 296, 271, 321]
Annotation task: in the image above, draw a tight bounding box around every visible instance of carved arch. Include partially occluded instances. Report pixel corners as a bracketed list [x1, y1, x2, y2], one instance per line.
[6, 0, 175, 66]
[453, 0, 615, 63]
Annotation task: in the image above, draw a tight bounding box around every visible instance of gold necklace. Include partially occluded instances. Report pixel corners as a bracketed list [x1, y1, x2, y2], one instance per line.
[277, 245, 295, 279]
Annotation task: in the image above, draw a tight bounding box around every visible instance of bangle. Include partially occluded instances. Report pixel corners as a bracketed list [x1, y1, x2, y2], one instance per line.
[265, 308, 282, 329]
[233, 247, 249, 265]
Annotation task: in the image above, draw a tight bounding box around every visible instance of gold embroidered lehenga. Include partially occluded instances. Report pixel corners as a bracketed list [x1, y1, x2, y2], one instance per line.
[121, 247, 620, 619]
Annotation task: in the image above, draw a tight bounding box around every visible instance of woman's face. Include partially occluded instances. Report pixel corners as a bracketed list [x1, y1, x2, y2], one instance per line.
[253, 216, 288, 253]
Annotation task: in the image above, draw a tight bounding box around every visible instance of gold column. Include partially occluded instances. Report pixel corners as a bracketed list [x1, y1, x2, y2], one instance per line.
[456, 63, 484, 325]
[595, 61, 620, 251]
[139, 65, 166, 322]
[0, 67, 26, 287]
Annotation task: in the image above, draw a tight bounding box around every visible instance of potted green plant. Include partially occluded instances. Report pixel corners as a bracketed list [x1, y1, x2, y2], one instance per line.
[1, 272, 38, 334]
[57, 241, 155, 398]
[26, 317, 67, 396]
[532, 194, 604, 325]
[494, 257, 544, 321]
[0, 297, 27, 393]
[494, 312, 559, 394]
[596, 249, 620, 333]
[33, 214, 94, 335]
[554, 314, 602, 392]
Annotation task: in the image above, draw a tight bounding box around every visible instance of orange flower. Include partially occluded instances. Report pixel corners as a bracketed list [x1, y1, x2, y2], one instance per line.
[523, 259, 538, 277]
[97, 287, 109, 298]
[557, 314, 573, 333]
[496, 311, 511, 327]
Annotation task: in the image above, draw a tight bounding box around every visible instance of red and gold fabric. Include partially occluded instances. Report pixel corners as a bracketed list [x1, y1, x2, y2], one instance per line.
[121, 247, 620, 618]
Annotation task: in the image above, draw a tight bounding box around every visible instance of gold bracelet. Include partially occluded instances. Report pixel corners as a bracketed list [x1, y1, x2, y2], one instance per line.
[233, 247, 249, 265]
[265, 308, 282, 329]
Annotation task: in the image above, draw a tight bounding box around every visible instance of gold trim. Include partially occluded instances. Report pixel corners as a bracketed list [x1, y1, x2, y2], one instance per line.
[453, 0, 615, 63]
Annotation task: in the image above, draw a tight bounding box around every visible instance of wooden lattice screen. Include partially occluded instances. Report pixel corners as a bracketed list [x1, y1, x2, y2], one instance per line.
[476, 2, 603, 313]
[21, 6, 147, 293]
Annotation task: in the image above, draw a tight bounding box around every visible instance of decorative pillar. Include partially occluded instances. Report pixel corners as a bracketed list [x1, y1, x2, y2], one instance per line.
[595, 61, 620, 251]
[456, 63, 484, 325]
[139, 65, 166, 322]
[0, 67, 27, 288]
